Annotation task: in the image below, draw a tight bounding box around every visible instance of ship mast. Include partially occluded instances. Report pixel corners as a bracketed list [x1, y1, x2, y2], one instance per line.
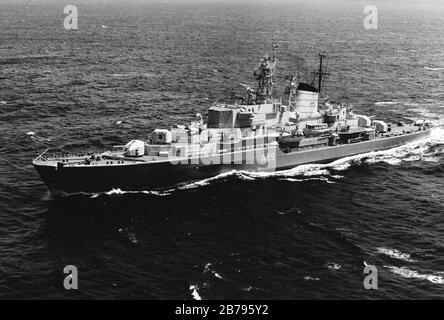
[254, 43, 278, 104]
[284, 73, 297, 111]
[311, 52, 330, 94]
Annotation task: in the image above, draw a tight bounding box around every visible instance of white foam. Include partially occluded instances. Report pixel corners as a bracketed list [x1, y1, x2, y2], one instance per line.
[374, 101, 399, 106]
[106, 188, 124, 195]
[141, 190, 171, 196]
[177, 171, 236, 190]
[203, 263, 223, 279]
[424, 67, 444, 71]
[204, 263, 212, 273]
[377, 247, 415, 262]
[111, 72, 155, 78]
[279, 178, 304, 182]
[118, 228, 138, 244]
[304, 276, 320, 281]
[408, 107, 441, 119]
[385, 266, 444, 284]
[97, 188, 171, 197]
[320, 177, 337, 184]
[189, 285, 202, 300]
[327, 263, 342, 271]
[359, 128, 444, 165]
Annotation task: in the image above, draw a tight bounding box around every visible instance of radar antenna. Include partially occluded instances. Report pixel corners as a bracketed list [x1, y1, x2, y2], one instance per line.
[254, 43, 279, 104]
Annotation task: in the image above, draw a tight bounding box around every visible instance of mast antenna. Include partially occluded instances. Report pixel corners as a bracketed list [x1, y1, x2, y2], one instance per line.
[311, 52, 330, 94]
[272, 42, 279, 61]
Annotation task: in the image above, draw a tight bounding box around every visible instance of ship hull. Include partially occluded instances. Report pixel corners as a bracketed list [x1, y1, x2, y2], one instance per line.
[34, 129, 432, 196]
[276, 129, 432, 170]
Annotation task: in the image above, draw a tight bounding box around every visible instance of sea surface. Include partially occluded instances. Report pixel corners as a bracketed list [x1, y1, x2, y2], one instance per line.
[0, 0, 443, 299]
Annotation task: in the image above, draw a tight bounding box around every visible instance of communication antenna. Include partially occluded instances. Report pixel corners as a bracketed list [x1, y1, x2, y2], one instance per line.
[311, 52, 330, 94]
[272, 42, 279, 61]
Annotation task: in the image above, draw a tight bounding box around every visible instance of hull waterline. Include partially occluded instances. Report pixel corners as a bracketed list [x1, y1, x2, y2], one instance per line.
[33, 128, 432, 196]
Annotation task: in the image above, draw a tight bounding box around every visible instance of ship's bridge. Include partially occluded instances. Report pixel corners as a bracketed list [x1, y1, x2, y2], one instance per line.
[208, 102, 290, 129]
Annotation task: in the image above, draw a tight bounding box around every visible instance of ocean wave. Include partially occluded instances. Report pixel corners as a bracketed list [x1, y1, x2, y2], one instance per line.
[90, 188, 171, 198]
[175, 171, 245, 190]
[88, 174, 240, 198]
[326, 263, 342, 271]
[385, 266, 444, 284]
[424, 67, 444, 71]
[377, 247, 415, 262]
[28, 132, 52, 142]
[359, 127, 444, 165]
[172, 166, 340, 192]
[189, 284, 202, 300]
[281, 176, 338, 184]
[407, 107, 442, 119]
[203, 263, 223, 279]
[0, 54, 61, 65]
[374, 101, 400, 106]
[111, 72, 157, 78]
[118, 228, 138, 244]
[374, 101, 443, 120]
[279, 178, 305, 182]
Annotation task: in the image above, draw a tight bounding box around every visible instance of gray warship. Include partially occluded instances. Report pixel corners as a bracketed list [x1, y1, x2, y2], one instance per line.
[33, 47, 434, 195]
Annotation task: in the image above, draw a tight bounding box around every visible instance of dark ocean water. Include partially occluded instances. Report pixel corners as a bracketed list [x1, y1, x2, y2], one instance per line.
[0, 0, 443, 299]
